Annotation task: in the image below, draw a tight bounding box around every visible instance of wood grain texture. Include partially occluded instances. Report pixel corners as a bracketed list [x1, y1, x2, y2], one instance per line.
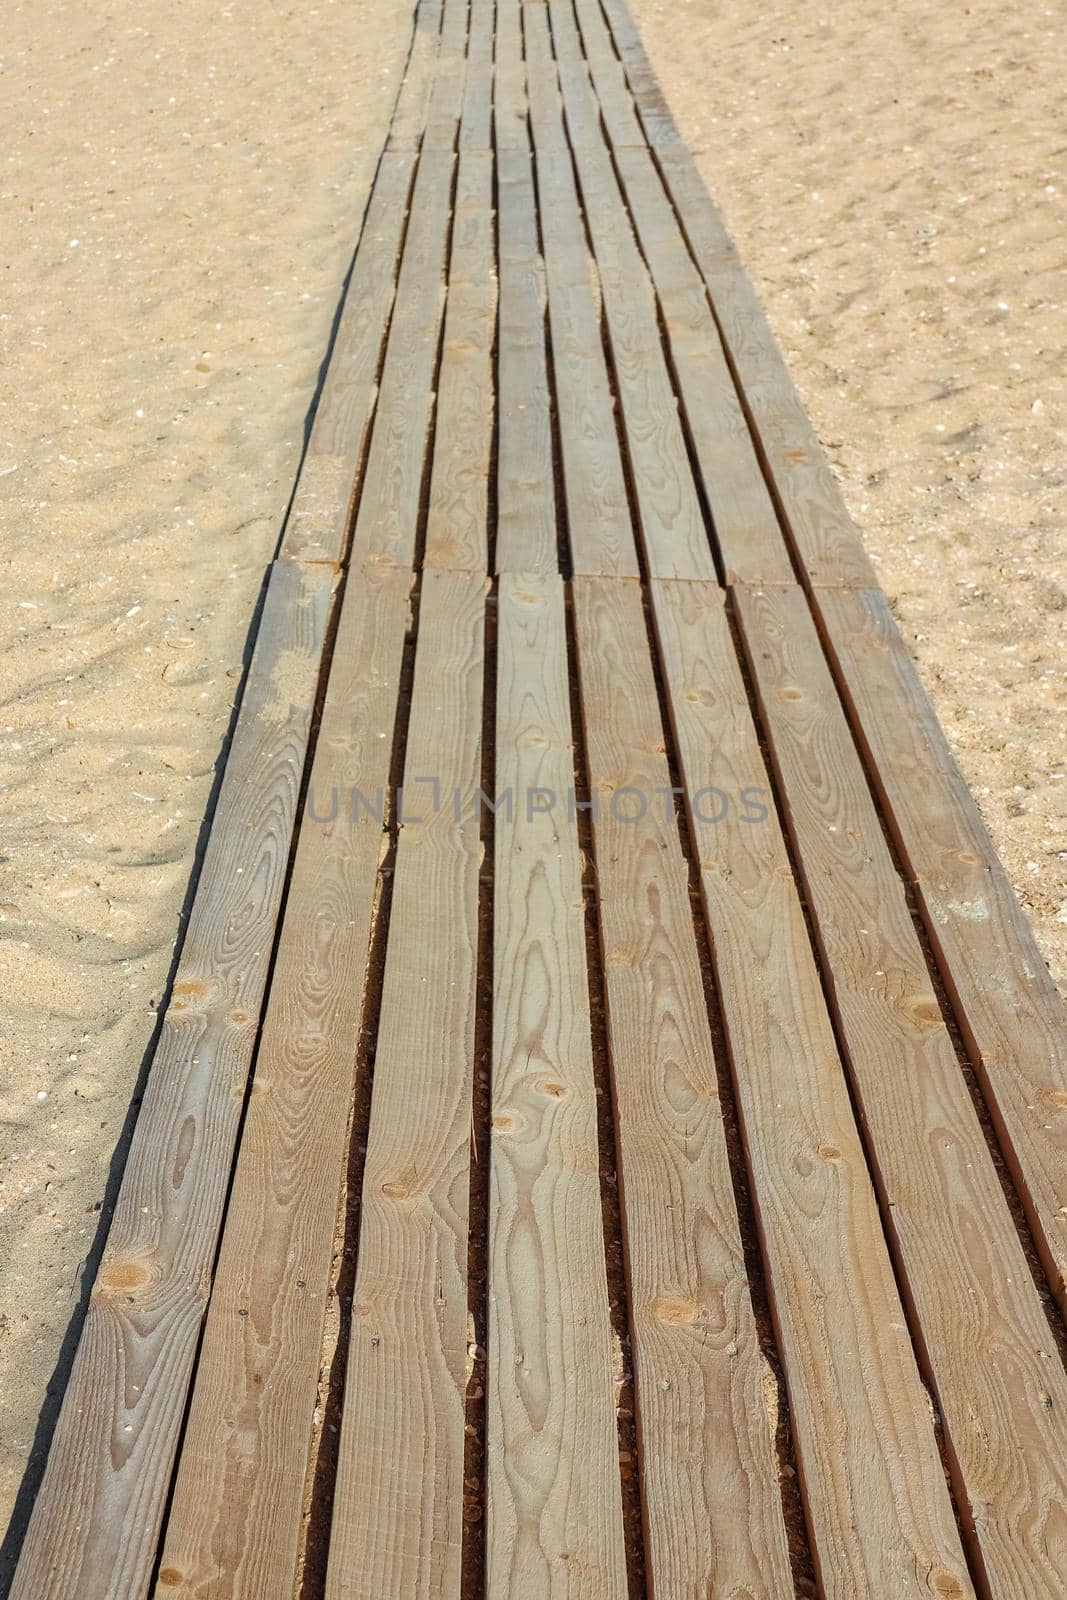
[460, 1, 494, 151]
[608, 141, 792, 586]
[814, 584, 1067, 1314]
[324, 569, 486, 1600]
[154, 566, 411, 1600]
[387, 0, 444, 151]
[10, 560, 336, 1600]
[425, 149, 496, 573]
[348, 147, 455, 571]
[285, 152, 415, 559]
[487, 574, 629, 1596]
[496, 143, 558, 574]
[524, 6, 637, 580]
[494, 0, 528, 154]
[571, 576, 792, 1599]
[649, 577, 973, 1600]
[546, 0, 715, 582]
[735, 581, 1067, 1595]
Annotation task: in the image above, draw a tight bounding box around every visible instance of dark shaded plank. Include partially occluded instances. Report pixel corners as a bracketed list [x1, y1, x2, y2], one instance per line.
[324, 570, 485, 1600]
[9, 560, 336, 1600]
[487, 573, 629, 1594]
[814, 583, 1067, 1314]
[154, 567, 411, 1600]
[736, 581, 1067, 1595]
[650, 577, 973, 1600]
[571, 576, 792, 1598]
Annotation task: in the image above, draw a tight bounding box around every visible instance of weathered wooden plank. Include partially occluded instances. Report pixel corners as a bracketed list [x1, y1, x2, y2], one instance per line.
[496, 145, 558, 574]
[571, 576, 792, 1598]
[649, 141, 875, 589]
[9, 560, 336, 1600]
[494, 0, 528, 153]
[814, 584, 1067, 1314]
[284, 152, 415, 562]
[649, 577, 973, 1599]
[735, 581, 1067, 1594]
[524, 9, 638, 579]
[591, 0, 873, 586]
[425, 149, 496, 573]
[546, 0, 715, 582]
[460, 1, 495, 151]
[555, 9, 792, 591]
[324, 569, 485, 1600]
[387, 0, 445, 151]
[348, 147, 455, 571]
[153, 566, 411, 1600]
[487, 573, 629, 1595]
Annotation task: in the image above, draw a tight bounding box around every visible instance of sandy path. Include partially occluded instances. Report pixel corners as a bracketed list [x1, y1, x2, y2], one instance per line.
[0, 0, 411, 1560]
[631, 0, 1066, 996]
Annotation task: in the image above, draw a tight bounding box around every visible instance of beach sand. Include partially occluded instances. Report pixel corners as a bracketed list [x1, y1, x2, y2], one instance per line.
[0, 0, 412, 1559]
[1, 0, 1064, 1567]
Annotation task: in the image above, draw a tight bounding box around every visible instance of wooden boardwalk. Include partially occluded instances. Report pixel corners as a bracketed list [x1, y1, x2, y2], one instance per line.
[12, 0, 1067, 1595]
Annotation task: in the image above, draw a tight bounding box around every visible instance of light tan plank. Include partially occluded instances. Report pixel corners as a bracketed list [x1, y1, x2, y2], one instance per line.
[524, 8, 638, 579]
[325, 569, 486, 1600]
[284, 152, 415, 562]
[595, 0, 680, 147]
[154, 566, 411, 1600]
[649, 577, 973, 1600]
[545, 0, 715, 581]
[10, 560, 336, 1600]
[735, 581, 1067, 1594]
[568, 0, 643, 148]
[425, 150, 496, 573]
[461, 2, 495, 151]
[571, 577, 792, 1598]
[496, 144, 558, 574]
[814, 584, 1067, 1314]
[348, 147, 455, 571]
[487, 574, 629, 1596]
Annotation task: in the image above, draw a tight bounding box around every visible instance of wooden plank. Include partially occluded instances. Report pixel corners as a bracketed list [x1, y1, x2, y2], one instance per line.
[735, 582, 1067, 1594]
[649, 577, 973, 1599]
[284, 151, 415, 562]
[487, 573, 629, 1594]
[495, 145, 557, 574]
[590, 0, 874, 586]
[153, 566, 411, 1600]
[324, 569, 485, 1600]
[348, 147, 455, 571]
[813, 584, 1067, 1314]
[425, 149, 496, 573]
[494, 0, 528, 153]
[545, 0, 715, 582]
[387, 0, 445, 151]
[558, 0, 793, 588]
[570, 577, 792, 1598]
[649, 141, 875, 589]
[524, 11, 638, 578]
[461, 2, 495, 151]
[9, 559, 337, 1600]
